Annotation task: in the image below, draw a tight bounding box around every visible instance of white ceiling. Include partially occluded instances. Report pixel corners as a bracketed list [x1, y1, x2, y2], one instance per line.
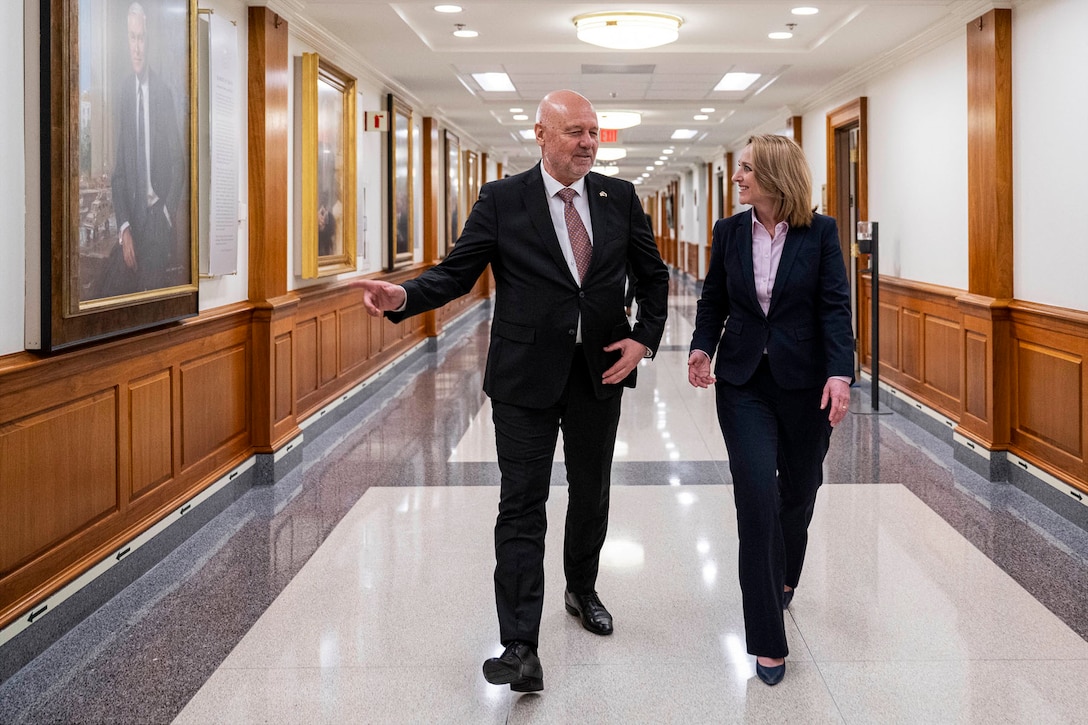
[294, 0, 995, 191]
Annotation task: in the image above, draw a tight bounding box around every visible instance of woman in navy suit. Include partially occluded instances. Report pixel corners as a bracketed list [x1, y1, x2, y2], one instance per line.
[688, 135, 853, 686]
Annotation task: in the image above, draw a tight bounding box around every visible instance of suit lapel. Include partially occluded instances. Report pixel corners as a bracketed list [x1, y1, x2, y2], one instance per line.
[767, 223, 811, 317]
[736, 210, 761, 316]
[522, 165, 575, 281]
[584, 174, 610, 277]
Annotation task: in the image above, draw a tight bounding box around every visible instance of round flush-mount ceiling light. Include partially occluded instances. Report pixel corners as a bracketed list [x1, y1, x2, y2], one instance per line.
[573, 11, 683, 50]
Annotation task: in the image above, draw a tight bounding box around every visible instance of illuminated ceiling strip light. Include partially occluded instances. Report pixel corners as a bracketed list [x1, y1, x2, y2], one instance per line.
[472, 72, 515, 91]
[714, 72, 761, 91]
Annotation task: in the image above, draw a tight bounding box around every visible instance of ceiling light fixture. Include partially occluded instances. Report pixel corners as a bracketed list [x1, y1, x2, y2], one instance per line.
[596, 147, 627, 161]
[791, 6, 819, 15]
[573, 11, 683, 50]
[518, 129, 535, 140]
[693, 114, 709, 121]
[769, 23, 797, 40]
[453, 24, 479, 38]
[597, 110, 642, 129]
[592, 165, 620, 176]
[671, 129, 698, 140]
[472, 72, 514, 91]
[512, 114, 528, 121]
[715, 72, 761, 91]
[434, 4, 462, 12]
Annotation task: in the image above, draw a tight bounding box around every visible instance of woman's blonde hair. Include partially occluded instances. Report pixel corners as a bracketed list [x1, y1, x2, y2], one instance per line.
[745, 134, 814, 228]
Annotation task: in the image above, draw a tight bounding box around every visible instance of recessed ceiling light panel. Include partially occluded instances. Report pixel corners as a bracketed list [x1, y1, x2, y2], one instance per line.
[472, 72, 515, 91]
[714, 72, 761, 91]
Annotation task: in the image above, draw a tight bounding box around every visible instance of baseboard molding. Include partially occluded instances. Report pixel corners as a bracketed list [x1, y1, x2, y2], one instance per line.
[860, 372, 1088, 537]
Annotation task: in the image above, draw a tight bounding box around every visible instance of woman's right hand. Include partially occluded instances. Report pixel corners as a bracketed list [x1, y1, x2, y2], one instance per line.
[687, 351, 715, 388]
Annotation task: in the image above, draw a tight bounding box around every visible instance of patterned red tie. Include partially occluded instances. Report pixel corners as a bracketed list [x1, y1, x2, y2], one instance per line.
[557, 188, 592, 282]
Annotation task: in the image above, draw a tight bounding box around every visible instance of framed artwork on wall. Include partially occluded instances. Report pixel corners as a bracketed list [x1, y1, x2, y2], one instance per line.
[386, 93, 414, 269]
[39, 0, 198, 351]
[464, 149, 479, 210]
[444, 129, 461, 256]
[300, 53, 357, 278]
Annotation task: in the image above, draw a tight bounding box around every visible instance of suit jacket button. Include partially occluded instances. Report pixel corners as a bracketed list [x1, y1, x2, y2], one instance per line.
[568, 329, 576, 336]
[579, 291, 585, 298]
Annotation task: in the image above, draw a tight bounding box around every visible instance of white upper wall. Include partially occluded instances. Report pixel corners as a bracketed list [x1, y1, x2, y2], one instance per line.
[806, 30, 968, 290]
[4, 4, 27, 355]
[1013, 0, 1088, 311]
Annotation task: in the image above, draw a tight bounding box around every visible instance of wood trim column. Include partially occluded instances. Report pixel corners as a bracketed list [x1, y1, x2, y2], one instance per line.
[247, 8, 298, 454]
[967, 8, 1013, 300]
[724, 151, 734, 219]
[787, 115, 803, 148]
[247, 7, 289, 301]
[957, 8, 1013, 453]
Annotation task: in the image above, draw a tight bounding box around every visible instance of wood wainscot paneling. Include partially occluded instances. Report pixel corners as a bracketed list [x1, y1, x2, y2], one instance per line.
[0, 393, 119, 579]
[956, 294, 1011, 450]
[0, 304, 254, 629]
[1008, 301, 1088, 489]
[293, 271, 431, 421]
[180, 345, 249, 470]
[859, 275, 964, 420]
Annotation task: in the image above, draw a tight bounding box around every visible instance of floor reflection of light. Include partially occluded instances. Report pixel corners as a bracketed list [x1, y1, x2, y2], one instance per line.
[319, 632, 340, 668]
[670, 451, 680, 460]
[600, 538, 645, 569]
[669, 476, 681, 486]
[614, 441, 629, 458]
[696, 538, 710, 555]
[722, 633, 754, 682]
[677, 491, 697, 506]
[701, 560, 718, 587]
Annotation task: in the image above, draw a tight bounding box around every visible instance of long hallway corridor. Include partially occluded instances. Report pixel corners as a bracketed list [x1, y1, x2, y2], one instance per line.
[3, 278, 1088, 724]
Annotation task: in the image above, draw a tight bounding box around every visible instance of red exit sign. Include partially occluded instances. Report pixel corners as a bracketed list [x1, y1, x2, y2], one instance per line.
[600, 128, 618, 143]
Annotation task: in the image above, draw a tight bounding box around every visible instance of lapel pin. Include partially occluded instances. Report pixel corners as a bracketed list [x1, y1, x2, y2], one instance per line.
[599, 190, 608, 197]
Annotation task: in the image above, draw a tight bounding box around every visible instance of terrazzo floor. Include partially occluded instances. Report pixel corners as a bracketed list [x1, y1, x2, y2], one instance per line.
[2, 279, 1088, 724]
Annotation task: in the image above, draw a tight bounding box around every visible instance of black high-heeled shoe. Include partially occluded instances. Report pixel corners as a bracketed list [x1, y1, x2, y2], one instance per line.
[756, 661, 785, 686]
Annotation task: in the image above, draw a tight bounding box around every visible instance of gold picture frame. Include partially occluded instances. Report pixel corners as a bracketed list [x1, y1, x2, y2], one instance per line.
[464, 148, 480, 210]
[444, 129, 461, 256]
[41, 0, 198, 351]
[300, 53, 357, 278]
[387, 94, 414, 269]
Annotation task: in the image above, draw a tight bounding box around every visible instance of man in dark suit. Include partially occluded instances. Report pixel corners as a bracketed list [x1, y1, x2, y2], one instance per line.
[354, 90, 669, 692]
[100, 1, 185, 297]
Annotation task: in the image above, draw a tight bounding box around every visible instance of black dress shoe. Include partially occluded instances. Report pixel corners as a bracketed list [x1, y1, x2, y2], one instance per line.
[756, 661, 786, 686]
[782, 588, 794, 609]
[482, 642, 543, 692]
[564, 590, 613, 635]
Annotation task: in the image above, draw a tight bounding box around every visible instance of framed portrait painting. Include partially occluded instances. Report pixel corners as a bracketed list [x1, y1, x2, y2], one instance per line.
[386, 94, 414, 269]
[444, 130, 461, 256]
[40, 0, 198, 351]
[300, 53, 357, 278]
